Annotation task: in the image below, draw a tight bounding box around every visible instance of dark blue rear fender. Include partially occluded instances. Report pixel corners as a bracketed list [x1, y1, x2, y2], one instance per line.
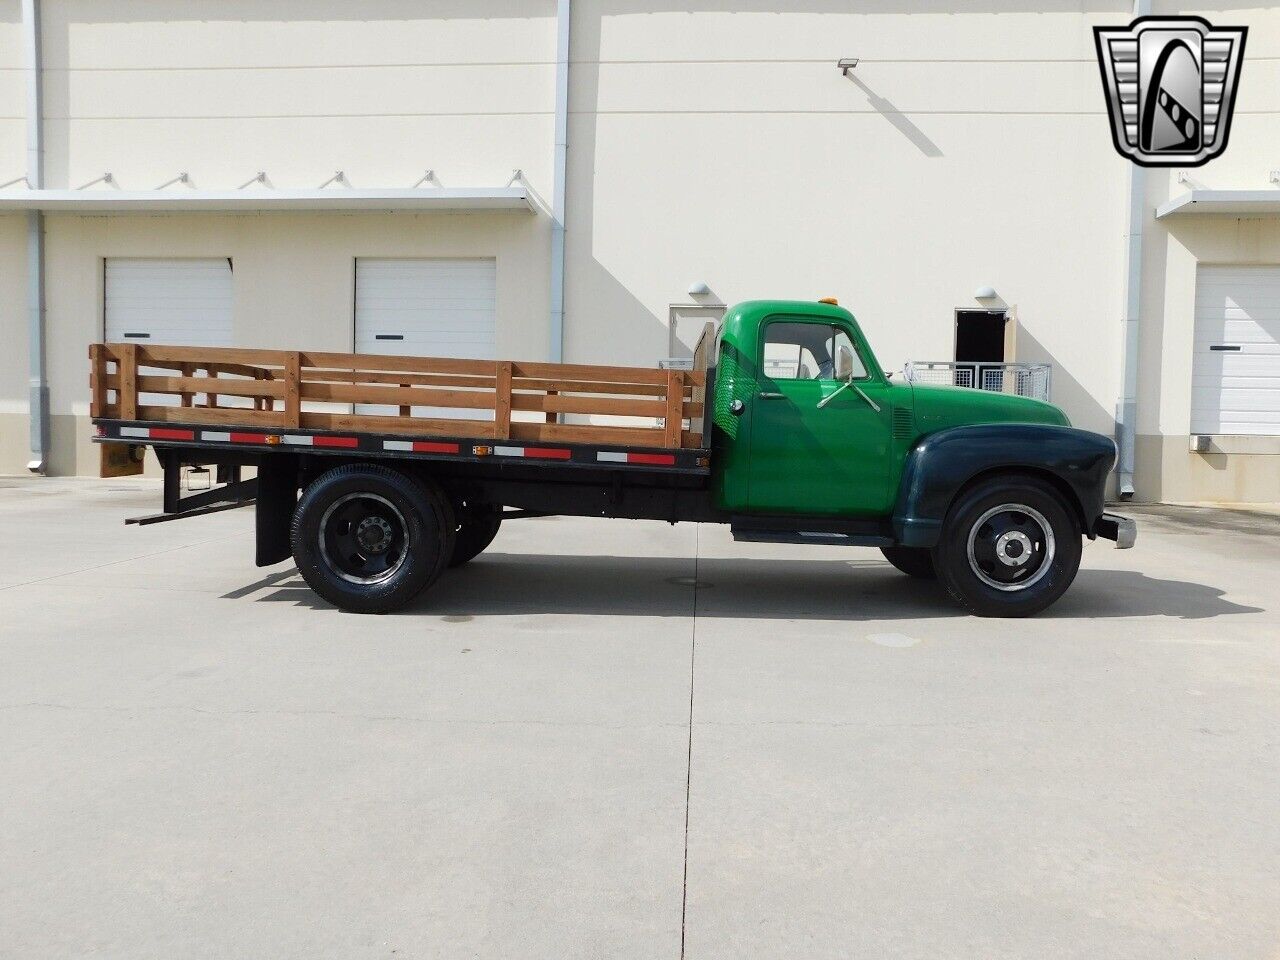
[892, 424, 1117, 549]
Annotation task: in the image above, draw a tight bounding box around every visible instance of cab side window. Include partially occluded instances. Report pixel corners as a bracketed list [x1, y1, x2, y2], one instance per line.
[762, 322, 866, 381]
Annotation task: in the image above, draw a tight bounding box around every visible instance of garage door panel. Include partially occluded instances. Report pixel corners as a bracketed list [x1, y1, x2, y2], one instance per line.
[355, 258, 497, 420]
[106, 258, 237, 409]
[1191, 265, 1280, 436]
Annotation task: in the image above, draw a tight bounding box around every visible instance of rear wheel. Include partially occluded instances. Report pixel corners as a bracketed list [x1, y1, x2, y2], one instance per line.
[880, 545, 936, 579]
[932, 475, 1081, 618]
[291, 464, 454, 614]
[449, 502, 503, 567]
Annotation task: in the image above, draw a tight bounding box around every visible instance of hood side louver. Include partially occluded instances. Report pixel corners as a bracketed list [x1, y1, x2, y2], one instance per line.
[892, 406, 914, 440]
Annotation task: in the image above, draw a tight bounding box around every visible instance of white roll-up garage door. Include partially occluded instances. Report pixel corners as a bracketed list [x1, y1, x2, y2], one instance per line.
[1192, 265, 1280, 436]
[355, 258, 497, 418]
[105, 258, 234, 407]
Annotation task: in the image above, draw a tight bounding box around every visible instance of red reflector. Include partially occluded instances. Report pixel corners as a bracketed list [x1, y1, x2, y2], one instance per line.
[523, 447, 572, 460]
[629, 453, 676, 466]
[313, 436, 359, 448]
[229, 432, 271, 444]
[150, 428, 195, 441]
[414, 441, 460, 453]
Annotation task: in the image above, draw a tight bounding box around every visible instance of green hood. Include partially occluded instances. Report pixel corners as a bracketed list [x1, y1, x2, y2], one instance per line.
[909, 382, 1070, 431]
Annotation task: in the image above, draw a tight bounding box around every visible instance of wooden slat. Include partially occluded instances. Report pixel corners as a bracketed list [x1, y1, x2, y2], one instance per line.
[89, 344, 106, 418]
[179, 363, 195, 408]
[511, 392, 667, 418]
[284, 352, 302, 428]
[509, 421, 666, 446]
[513, 360, 671, 385]
[119, 343, 138, 420]
[664, 370, 683, 447]
[301, 351, 498, 377]
[304, 368, 497, 389]
[126, 343, 293, 368]
[134, 375, 286, 399]
[135, 405, 289, 428]
[301, 382, 495, 409]
[301, 411, 494, 437]
[494, 361, 513, 440]
[515, 377, 668, 397]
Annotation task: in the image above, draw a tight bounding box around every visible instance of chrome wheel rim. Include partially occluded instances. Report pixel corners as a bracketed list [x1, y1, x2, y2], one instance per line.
[965, 503, 1055, 592]
[319, 492, 409, 585]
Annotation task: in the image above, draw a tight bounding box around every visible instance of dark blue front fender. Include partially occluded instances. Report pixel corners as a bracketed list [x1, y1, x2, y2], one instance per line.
[892, 423, 1117, 548]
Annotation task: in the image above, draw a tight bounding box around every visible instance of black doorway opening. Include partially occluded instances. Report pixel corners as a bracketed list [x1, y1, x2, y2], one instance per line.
[954, 310, 1007, 363]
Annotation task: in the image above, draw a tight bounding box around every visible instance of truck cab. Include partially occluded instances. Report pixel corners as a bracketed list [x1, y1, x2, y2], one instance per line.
[705, 300, 1131, 616]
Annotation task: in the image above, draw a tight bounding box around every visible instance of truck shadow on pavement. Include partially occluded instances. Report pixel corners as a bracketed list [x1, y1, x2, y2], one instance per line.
[228, 553, 1262, 621]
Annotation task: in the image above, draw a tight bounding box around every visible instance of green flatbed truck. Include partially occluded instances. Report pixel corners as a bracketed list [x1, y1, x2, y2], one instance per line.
[93, 298, 1134, 617]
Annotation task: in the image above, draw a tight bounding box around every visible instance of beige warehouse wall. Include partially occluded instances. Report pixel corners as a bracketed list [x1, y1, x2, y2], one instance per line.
[0, 213, 28, 474]
[562, 2, 1132, 438]
[38, 211, 549, 476]
[39, 0, 556, 195]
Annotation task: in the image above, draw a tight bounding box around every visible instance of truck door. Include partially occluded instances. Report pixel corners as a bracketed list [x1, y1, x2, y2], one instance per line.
[746, 319, 894, 517]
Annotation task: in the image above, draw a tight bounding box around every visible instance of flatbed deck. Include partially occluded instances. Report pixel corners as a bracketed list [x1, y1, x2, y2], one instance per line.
[89, 332, 715, 480]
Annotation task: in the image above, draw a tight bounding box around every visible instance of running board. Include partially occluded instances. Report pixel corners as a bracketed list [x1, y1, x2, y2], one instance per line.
[730, 514, 893, 548]
[731, 529, 893, 548]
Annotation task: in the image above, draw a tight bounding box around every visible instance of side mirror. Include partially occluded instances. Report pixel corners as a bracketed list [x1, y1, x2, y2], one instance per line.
[836, 344, 855, 383]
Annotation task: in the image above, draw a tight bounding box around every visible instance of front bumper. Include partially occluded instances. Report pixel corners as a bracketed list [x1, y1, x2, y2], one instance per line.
[1094, 513, 1137, 549]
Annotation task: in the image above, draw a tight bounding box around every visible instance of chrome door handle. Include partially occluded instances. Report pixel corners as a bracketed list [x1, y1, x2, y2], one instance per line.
[758, 391, 784, 399]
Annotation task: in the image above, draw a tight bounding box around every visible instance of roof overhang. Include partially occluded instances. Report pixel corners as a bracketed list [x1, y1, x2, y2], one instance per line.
[1156, 189, 1280, 220]
[0, 187, 534, 214]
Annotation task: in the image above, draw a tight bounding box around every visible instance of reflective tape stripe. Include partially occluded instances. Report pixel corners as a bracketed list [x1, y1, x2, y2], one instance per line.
[201, 431, 231, 442]
[596, 451, 676, 466]
[383, 440, 460, 454]
[494, 445, 523, 457]
[522, 447, 571, 460]
[149, 428, 195, 441]
[119, 427, 150, 438]
[313, 436, 359, 449]
[230, 432, 271, 444]
[281, 435, 313, 446]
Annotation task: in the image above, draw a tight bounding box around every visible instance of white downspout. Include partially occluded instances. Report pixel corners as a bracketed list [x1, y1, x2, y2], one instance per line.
[22, 0, 47, 474]
[549, 0, 570, 363]
[1115, 0, 1150, 500]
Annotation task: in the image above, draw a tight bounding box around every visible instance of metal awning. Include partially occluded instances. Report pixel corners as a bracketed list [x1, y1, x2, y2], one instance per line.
[1156, 189, 1280, 220]
[0, 187, 533, 214]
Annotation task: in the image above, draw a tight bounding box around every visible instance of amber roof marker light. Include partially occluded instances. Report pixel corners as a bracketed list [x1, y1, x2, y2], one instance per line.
[818, 297, 839, 305]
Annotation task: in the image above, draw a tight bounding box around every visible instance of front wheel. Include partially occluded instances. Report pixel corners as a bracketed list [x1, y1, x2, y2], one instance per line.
[291, 464, 454, 614]
[932, 476, 1081, 618]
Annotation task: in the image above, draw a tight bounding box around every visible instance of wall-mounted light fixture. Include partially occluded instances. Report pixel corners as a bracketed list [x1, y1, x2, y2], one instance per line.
[973, 285, 998, 300]
[837, 58, 859, 76]
[687, 281, 710, 296]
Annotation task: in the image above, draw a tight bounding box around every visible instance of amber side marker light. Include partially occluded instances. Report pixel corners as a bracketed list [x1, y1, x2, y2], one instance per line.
[818, 297, 839, 305]
[264, 435, 282, 445]
[472, 445, 493, 456]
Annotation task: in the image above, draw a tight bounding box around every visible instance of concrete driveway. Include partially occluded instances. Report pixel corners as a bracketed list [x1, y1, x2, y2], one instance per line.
[1, 477, 1277, 960]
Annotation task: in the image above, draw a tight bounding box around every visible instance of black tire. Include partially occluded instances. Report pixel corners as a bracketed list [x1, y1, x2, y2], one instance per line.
[290, 463, 454, 614]
[449, 503, 502, 568]
[880, 545, 937, 579]
[931, 475, 1082, 618]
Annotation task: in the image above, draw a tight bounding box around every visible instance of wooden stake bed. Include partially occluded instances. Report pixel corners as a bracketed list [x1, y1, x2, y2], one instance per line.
[89, 337, 714, 476]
